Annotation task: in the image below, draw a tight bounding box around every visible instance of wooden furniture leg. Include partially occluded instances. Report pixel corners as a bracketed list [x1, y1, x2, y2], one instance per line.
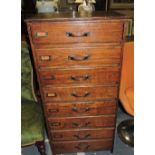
[36, 141, 46, 155]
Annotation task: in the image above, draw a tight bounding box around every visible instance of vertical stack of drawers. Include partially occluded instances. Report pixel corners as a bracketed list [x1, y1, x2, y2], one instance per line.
[26, 12, 126, 155]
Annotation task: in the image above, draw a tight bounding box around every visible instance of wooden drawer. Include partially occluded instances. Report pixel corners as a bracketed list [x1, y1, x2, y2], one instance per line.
[39, 67, 120, 86]
[36, 45, 121, 68]
[48, 115, 115, 130]
[52, 139, 113, 154]
[45, 100, 117, 117]
[30, 21, 123, 44]
[42, 85, 118, 102]
[50, 128, 114, 141]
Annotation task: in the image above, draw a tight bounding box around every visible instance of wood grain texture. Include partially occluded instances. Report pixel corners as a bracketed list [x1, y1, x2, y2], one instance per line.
[30, 21, 123, 44]
[39, 67, 120, 86]
[42, 85, 118, 102]
[44, 100, 117, 117]
[50, 128, 114, 141]
[52, 139, 113, 154]
[35, 45, 122, 68]
[25, 12, 126, 154]
[48, 115, 116, 130]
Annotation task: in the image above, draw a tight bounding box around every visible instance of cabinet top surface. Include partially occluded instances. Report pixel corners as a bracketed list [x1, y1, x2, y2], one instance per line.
[25, 11, 129, 22]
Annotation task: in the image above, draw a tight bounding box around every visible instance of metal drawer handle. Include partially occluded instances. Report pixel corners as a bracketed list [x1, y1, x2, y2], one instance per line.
[74, 134, 91, 140]
[75, 143, 90, 150]
[71, 92, 90, 98]
[42, 75, 55, 80]
[40, 55, 51, 61]
[68, 55, 90, 61]
[85, 122, 91, 127]
[72, 122, 91, 127]
[66, 32, 90, 37]
[35, 32, 48, 38]
[70, 75, 90, 81]
[50, 122, 61, 127]
[72, 122, 79, 127]
[47, 93, 57, 97]
[72, 107, 90, 113]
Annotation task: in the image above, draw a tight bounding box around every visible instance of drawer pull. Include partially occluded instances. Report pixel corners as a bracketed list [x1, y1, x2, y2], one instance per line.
[50, 122, 61, 127]
[72, 107, 90, 113]
[85, 122, 91, 127]
[66, 32, 90, 37]
[74, 134, 91, 140]
[48, 109, 59, 113]
[40, 56, 51, 61]
[72, 122, 91, 127]
[35, 32, 48, 38]
[72, 122, 79, 127]
[68, 55, 90, 61]
[47, 93, 57, 97]
[70, 75, 90, 81]
[71, 92, 90, 98]
[75, 143, 90, 150]
[42, 75, 55, 80]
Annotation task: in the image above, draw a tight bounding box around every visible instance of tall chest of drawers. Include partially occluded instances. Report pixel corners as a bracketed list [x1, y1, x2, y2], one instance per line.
[26, 12, 127, 155]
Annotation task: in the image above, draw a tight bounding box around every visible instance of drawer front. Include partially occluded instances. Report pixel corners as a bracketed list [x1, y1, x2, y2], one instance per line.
[48, 115, 115, 130]
[42, 85, 118, 102]
[36, 46, 121, 68]
[30, 21, 123, 44]
[39, 67, 120, 86]
[45, 100, 117, 117]
[52, 139, 113, 154]
[50, 128, 114, 141]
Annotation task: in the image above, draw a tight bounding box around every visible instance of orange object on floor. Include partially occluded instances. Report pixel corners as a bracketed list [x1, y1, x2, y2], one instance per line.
[119, 41, 134, 116]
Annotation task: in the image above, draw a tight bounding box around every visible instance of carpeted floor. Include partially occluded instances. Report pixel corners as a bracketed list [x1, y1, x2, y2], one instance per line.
[22, 104, 134, 155]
